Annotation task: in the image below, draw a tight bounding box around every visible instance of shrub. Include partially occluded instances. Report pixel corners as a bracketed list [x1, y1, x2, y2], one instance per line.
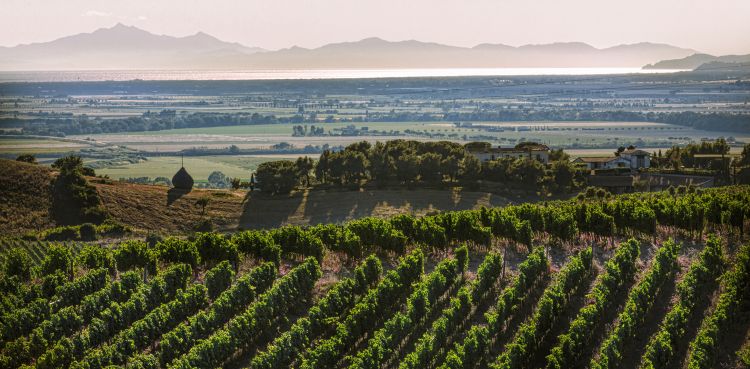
[347, 217, 408, 254]
[193, 232, 239, 264]
[194, 219, 214, 232]
[455, 244, 469, 272]
[15, 154, 36, 163]
[3, 247, 33, 280]
[41, 271, 67, 296]
[43, 225, 80, 241]
[114, 240, 157, 274]
[231, 230, 282, 265]
[205, 260, 235, 299]
[76, 244, 114, 271]
[146, 233, 163, 247]
[155, 237, 200, 267]
[269, 226, 325, 261]
[97, 219, 130, 236]
[40, 244, 74, 277]
[79, 223, 97, 241]
[309, 224, 363, 258]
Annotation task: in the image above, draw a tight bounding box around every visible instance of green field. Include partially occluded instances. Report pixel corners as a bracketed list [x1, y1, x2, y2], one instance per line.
[5, 120, 748, 181]
[100, 121, 449, 136]
[0, 137, 90, 154]
[83, 121, 748, 149]
[95, 155, 299, 182]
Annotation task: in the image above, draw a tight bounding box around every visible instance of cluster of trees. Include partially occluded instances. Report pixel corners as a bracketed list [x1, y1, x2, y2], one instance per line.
[736, 143, 750, 185]
[206, 171, 232, 188]
[590, 240, 681, 369]
[50, 156, 108, 225]
[292, 125, 325, 136]
[315, 140, 473, 186]
[256, 140, 578, 195]
[649, 141, 750, 187]
[12, 112, 291, 137]
[255, 158, 312, 195]
[654, 138, 732, 170]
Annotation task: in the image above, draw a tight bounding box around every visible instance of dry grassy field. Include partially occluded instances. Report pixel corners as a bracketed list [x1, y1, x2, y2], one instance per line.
[0, 159, 517, 235]
[96, 181, 515, 234]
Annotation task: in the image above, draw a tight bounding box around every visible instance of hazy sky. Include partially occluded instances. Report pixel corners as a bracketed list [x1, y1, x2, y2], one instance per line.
[2, 0, 749, 55]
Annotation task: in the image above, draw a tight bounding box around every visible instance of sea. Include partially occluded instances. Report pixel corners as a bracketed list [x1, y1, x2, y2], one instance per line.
[0, 68, 686, 83]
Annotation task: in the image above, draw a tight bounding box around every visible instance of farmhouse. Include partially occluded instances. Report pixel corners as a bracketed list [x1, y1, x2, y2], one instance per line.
[619, 148, 651, 169]
[573, 149, 651, 170]
[468, 142, 550, 164]
[573, 156, 631, 170]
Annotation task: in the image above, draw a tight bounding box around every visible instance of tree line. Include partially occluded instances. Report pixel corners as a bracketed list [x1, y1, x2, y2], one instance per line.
[255, 140, 580, 195]
[4, 110, 749, 137]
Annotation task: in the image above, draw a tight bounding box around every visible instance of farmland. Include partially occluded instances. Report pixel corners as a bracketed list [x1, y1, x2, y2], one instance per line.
[1, 120, 747, 182]
[93, 155, 299, 184]
[2, 72, 750, 181]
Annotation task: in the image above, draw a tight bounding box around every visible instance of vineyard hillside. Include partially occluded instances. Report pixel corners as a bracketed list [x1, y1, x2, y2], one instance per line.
[0, 185, 749, 369]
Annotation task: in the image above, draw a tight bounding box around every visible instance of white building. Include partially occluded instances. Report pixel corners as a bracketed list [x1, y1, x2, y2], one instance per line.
[573, 149, 651, 170]
[619, 149, 651, 169]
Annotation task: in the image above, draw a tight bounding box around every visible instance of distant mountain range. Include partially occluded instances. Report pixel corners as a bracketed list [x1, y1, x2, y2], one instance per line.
[0, 23, 700, 71]
[644, 53, 750, 70]
[0, 24, 265, 71]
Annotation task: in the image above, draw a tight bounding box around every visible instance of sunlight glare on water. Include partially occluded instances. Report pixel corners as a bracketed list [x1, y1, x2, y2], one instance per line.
[0, 68, 686, 82]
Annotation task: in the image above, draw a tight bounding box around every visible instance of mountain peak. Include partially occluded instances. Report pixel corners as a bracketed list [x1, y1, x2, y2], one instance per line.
[358, 37, 388, 43]
[187, 31, 219, 41]
[519, 42, 597, 50]
[91, 23, 148, 37]
[108, 23, 140, 32]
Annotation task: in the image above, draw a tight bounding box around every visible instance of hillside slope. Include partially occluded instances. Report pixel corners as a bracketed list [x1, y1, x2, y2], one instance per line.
[644, 53, 750, 69]
[0, 159, 55, 235]
[0, 160, 514, 235]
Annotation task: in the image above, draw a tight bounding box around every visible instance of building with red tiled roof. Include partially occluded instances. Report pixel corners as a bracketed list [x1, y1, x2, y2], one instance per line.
[468, 143, 550, 164]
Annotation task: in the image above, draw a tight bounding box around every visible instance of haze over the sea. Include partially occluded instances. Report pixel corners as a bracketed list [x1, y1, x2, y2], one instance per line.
[0, 68, 687, 83]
